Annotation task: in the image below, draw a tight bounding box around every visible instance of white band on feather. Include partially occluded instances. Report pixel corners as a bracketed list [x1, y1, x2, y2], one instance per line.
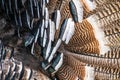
[51, 21, 55, 41]
[41, 19, 45, 37]
[43, 30, 47, 47]
[55, 10, 61, 30]
[42, 0, 45, 16]
[34, 28, 40, 43]
[65, 20, 75, 44]
[45, 8, 49, 28]
[62, 18, 72, 41]
[31, 42, 35, 55]
[84, 66, 94, 80]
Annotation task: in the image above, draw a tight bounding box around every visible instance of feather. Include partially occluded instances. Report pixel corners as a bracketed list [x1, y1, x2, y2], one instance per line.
[26, 0, 34, 18]
[53, 10, 61, 30]
[51, 52, 63, 71]
[50, 20, 55, 41]
[81, 0, 96, 12]
[62, 18, 72, 41]
[21, 10, 31, 29]
[44, 40, 52, 60]
[59, 0, 72, 22]
[42, 0, 45, 16]
[24, 68, 32, 80]
[94, 0, 119, 7]
[24, 34, 34, 47]
[84, 66, 94, 80]
[56, 63, 80, 80]
[65, 20, 75, 44]
[69, 0, 83, 22]
[65, 50, 120, 69]
[41, 19, 45, 38]
[4, 46, 14, 60]
[30, 42, 35, 55]
[94, 66, 120, 80]
[104, 20, 120, 36]
[0, 58, 49, 80]
[63, 54, 86, 80]
[47, 0, 58, 14]
[1, 0, 120, 80]
[48, 39, 62, 62]
[45, 7, 49, 28]
[65, 19, 107, 54]
[43, 29, 47, 47]
[58, 19, 68, 39]
[34, 27, 40, 43]
[87, 15, 110, 55]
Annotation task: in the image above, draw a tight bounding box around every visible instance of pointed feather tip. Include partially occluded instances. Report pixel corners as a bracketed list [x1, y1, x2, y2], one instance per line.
[87, 15, 110, 55]
[84, 66, 94, 80]
[71, 0, 83, 22]
[83, 0, 96, 11]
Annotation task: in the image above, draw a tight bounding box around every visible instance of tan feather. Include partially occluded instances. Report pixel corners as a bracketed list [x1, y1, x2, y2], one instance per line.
[56, 63, 80, 80]
[64, 18, 109, 55]
[47, 0, 58, 14]
[104, 20, 120, 36]
[63, 54, 86, 79]
[94, 0, 119, 7]
[94, 66, 120, 80]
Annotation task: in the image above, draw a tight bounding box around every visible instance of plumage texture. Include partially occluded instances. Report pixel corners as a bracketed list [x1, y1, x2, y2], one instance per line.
[0, 39, 49, 80]
[0, 0, 120, 80]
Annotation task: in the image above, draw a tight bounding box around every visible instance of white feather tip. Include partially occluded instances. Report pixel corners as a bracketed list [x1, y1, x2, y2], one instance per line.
[87, 16, 110, 55]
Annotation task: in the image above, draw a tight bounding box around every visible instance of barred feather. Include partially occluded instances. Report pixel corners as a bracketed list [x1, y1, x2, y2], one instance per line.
[0, 59, 49, 80]
[94, 66, 120, 80]
[65, 19, 109, 54]
[65, 49, 120, 69]
[94, 0, 119, 7]
[104, 20, 120, 36]
[56, 63, 81, 80]
[63, 54, 86, 79]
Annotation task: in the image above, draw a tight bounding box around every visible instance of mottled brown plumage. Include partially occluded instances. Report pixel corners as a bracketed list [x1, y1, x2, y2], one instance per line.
[0, 0, 120, 80]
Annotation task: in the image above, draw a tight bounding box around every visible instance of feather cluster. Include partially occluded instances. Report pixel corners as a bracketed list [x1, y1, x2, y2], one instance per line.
[0, 0, 120, 80]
